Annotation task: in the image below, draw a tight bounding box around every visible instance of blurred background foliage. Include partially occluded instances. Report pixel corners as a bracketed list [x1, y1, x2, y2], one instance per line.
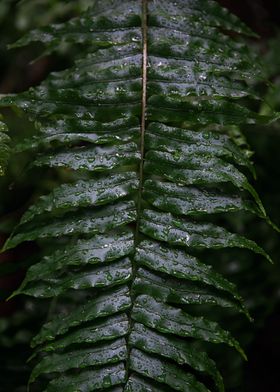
[0, 1, 279, 391]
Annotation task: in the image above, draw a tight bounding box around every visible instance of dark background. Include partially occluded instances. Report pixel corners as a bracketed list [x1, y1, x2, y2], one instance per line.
[0, 1, 280, 391]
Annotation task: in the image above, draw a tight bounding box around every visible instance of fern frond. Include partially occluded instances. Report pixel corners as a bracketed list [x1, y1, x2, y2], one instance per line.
[0, 0, 274, 391]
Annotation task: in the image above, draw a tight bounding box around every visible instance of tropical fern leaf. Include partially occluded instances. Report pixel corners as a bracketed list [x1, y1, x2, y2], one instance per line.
[0, 0, 274, 391]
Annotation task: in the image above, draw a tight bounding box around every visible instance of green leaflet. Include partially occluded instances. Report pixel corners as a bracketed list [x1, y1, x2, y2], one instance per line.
[147, 96, 268, 126]
[15, 229, 134, 286]
[41, 314, 129, 352]
[0, 0, 274, 391]
[31, 286, 131, 347]
[10, 1, 143, 50]
[140, 209, 272, 262]
[129, 349, 209, 392]
[14, 258, 132, 298]
[133, 268, 249, 317]
[143, 179, 259, 217]
[149, 0, 257, 38]
[16, 115, 140, 152]
[132, 295, 246, 359]
[33, 143, 140, 171]
[144, 149, 266, 213]
[129, 323, 224, 391]
[30, 338, 127, 382]
[44, 363, 126, 392]
[135, 240, 241, 300]
[145, 122, 255, 174]
[5, 201, 137, 250]
[20, 173, 138, 224]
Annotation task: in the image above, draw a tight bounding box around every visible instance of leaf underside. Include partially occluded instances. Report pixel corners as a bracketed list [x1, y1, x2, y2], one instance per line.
[1, 0, 272, 391]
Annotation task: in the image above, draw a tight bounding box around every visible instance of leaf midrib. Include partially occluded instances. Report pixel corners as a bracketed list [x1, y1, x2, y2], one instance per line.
[136, 0, 148, 240]
[126, 0, 148, 383]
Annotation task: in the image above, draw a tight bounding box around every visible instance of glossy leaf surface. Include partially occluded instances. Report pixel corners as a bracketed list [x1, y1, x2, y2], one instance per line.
[0, 0, 272, 391]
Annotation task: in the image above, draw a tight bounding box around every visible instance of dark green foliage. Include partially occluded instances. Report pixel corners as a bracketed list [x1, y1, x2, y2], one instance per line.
[0, 120, 10, 175]
[0, 0, 274, 390]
